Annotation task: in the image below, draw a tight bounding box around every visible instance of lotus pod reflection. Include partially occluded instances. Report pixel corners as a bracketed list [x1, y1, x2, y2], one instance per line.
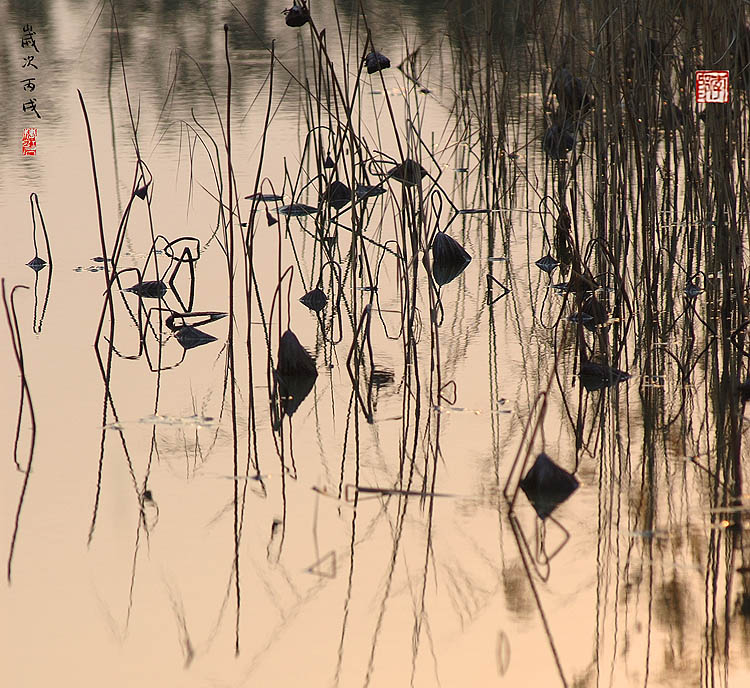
[166, 311, 227, 331]
[580, 294, 609, 331]
[388, 159, 428, 186]
[245, 193, 284, 202]
[27, 256, 47, 271]
[431, 231, 472, 286]
[543, 122, 576, 159]
[275, 371, 317, 428]
[300, 288, 327, 313]
[535, 254, 559, 274]
[579, 358, 630, 392]
[519, 452, 579, 519]
[356, 183, 386, 199]
[320, 181, 351, 210]
[278, 203, 317, 217]
[554, 225, 574, 266]
[126, 280, 167, 299]
[275, 330, 318, 426]
[174, 326, 218, 350]
[685, 281, 703, 299]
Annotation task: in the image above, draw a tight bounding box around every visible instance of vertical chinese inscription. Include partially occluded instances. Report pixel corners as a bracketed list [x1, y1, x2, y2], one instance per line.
[21, 23, 41, 155]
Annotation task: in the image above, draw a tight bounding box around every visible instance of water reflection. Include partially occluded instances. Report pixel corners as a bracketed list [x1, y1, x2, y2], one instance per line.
[3, 1, 750, 687]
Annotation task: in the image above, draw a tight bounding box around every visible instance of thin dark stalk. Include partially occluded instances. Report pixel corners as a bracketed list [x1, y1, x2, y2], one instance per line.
[3, 282, 34, 583]
[223, 23, 241, 657]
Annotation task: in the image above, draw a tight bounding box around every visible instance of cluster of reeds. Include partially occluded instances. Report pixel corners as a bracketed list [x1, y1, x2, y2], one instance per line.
[444, 0, 750, 682]
[7, 0, 750, 683]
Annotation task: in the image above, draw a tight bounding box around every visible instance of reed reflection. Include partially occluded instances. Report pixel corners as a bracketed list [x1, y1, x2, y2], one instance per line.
[4, 2, 750, 688]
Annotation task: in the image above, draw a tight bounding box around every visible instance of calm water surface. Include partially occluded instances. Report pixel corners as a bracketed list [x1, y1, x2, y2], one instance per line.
[2, 2, 750, 687]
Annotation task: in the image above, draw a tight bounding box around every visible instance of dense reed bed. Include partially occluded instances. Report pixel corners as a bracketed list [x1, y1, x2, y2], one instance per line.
[447, 1, 750, 684]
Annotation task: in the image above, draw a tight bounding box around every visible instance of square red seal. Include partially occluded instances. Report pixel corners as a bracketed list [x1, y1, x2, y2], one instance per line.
[22, 128, 37, 156]
[696, 70, 729, 103]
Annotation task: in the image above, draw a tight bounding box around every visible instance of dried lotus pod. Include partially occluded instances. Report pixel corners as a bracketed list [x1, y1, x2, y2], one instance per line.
[320, 181, 351, 210]
[284, 2, 310, 27]
[365, 51, 390, 74]
[276, 330, 317, 378]
[542, 122, 575, 159]
[125, 280, 167, 299]
[431, 231, 471, 286]
[519, 453, 579, 519]
[388, 159, 427, 186]
[300, 288, 327, 313]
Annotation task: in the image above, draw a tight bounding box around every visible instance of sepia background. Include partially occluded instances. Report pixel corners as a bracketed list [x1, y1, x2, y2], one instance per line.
[2, 1, 750, 687]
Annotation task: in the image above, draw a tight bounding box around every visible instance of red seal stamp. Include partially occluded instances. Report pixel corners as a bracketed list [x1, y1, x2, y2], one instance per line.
[22, 127, 37, 156]
[696, 70, 729, 103]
